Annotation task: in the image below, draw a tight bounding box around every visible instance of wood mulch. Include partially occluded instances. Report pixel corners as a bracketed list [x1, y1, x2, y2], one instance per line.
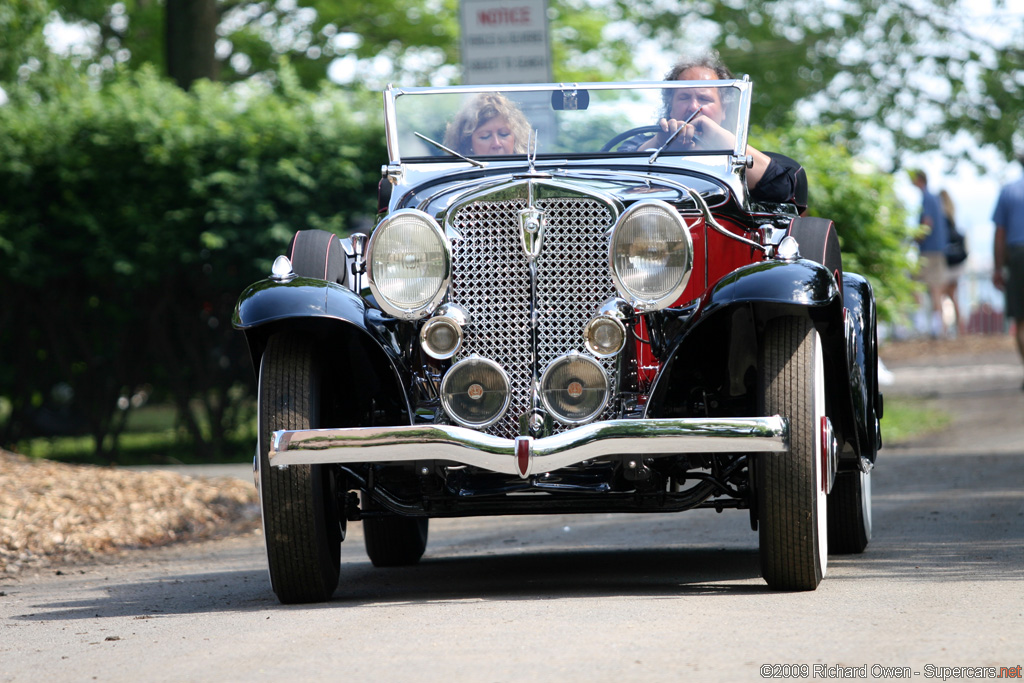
[0, 449, 259, 580]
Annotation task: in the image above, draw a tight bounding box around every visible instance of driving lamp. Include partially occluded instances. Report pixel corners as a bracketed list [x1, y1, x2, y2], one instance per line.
[420, 303, 469, 359]
[583, 315, 627, 357]
[367, 209, 450, 319]
[540, 353, 609, 425]
[440, 356, 511, 428]
[610, 200, 693, 311]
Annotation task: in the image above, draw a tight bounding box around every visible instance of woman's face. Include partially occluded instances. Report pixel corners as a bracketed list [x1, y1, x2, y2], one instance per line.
[668, 66, 725, 124]
[470, 115, 515, 155]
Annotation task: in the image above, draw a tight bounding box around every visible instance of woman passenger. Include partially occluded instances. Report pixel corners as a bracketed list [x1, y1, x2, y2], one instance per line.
[443, 93, 531, 156]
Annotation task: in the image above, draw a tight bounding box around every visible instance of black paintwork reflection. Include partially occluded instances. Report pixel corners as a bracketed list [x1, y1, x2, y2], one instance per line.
[705, 259, 839, 312]
[233, 277, 367, 329]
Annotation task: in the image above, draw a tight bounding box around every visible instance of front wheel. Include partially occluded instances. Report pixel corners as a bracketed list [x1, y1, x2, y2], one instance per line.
[258, 333, 344, 604]
[757, 316, 828, 590]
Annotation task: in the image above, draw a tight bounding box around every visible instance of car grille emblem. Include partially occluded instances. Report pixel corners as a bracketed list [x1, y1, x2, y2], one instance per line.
[520, 207, 545, 259]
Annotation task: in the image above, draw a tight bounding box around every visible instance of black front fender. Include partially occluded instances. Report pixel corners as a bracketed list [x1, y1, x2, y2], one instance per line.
[700, 258, 840, 315]
[233, 276, 367, 331]
[233, 277, 412, 425]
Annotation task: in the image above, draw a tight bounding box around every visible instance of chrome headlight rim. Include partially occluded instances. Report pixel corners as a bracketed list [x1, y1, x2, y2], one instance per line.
[439, 355, 512, 429]
[609, 199, 694, 312]
[367, 209, 451, 320]
[539, 352, 610, 426]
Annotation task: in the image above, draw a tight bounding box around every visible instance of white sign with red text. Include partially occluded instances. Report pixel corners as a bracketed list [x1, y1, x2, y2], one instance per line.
[459, 0, 551, 84]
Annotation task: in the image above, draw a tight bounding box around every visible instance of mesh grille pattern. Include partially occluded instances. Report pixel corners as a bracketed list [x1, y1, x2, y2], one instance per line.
[449, 196, 618, 438]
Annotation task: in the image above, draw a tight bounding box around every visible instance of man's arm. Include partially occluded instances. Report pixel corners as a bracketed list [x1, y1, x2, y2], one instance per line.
[994, 225, 1007, 291]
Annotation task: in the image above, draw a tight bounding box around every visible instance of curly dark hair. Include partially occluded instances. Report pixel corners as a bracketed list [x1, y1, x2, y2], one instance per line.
[659, 52, 735, 120]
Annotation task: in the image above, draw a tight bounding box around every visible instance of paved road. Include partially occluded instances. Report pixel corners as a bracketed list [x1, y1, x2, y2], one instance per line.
[2, 346, 1023, 682]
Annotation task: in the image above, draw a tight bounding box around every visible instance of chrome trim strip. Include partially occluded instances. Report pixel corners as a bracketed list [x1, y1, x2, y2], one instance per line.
[684, 185, 768, 253]
[386, 79, 753, 98]
[441, 177, 623, 238]
[269, 416, 789, 478]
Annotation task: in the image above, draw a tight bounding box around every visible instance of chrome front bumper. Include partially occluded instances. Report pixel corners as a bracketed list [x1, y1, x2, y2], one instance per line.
[270, 416, 789, 479]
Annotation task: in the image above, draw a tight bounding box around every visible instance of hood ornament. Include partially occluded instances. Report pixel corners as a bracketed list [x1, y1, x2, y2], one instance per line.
[526, 129, 538, 174]
[520, 164, 545, 260]
[520, 204, 545, 260]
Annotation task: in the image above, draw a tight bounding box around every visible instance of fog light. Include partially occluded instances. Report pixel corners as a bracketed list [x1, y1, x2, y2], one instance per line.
[440, 356, 511, 428]
[583, 315, 626, 357]
[540, 353, 609, 425]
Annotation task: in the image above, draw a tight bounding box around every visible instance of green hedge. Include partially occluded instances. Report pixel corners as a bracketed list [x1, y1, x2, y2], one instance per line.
[0, 67, 386, 460]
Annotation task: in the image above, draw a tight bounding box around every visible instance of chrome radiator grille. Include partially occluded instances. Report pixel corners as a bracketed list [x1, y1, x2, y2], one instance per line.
[448, 196, 618, 439]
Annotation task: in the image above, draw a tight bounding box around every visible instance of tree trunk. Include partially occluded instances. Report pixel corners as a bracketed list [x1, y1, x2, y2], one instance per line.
[165, 0, 219, 90]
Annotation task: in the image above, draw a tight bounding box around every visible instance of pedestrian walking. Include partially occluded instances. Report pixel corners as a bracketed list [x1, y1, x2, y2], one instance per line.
[992, 154, 1024, 387]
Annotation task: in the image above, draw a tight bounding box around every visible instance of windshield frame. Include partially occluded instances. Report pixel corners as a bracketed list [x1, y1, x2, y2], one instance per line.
[383, 79, 753, 167]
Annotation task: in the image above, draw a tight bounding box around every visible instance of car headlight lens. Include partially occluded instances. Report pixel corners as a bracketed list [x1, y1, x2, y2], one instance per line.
[440, 356, 511, 428]
[367, 210, 450, 319]
[540, 353, 609, 425]
[609, 200, 693, 311]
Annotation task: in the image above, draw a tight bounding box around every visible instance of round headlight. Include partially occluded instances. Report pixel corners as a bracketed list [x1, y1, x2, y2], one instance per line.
[440, 356, 511, 428]
[367, 209, 450, 319]
[540, 353, 609, 425]
[610, 200, 693, 311]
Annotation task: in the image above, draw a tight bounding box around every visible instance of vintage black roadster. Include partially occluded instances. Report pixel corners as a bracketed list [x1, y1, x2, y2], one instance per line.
[233, 79, 882, 604]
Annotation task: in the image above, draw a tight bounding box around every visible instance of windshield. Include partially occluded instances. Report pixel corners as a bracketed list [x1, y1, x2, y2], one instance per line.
[385, 81, 752, 164]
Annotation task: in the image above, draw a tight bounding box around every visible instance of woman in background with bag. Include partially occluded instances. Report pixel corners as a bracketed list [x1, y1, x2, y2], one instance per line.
[941, 189, 969, 336]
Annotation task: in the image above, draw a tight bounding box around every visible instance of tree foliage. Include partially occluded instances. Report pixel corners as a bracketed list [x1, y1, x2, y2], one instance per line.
[629, 0, 1024, 166]
[9, 0, 1022, 164]
[753, 124, 918, 322]
[0, 66, 385, 460]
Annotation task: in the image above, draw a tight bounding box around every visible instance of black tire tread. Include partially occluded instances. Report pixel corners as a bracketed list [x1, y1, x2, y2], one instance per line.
[827, 471, 871, 554]
[759, 317, 825, 591]
[259, 333, 341, 603]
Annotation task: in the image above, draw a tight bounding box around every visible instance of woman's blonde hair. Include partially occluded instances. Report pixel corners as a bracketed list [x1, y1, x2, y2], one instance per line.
[443, 93, 531, 155]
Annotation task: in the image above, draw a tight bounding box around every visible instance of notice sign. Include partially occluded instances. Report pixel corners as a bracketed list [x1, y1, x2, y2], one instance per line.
[460, 0, 552, 84]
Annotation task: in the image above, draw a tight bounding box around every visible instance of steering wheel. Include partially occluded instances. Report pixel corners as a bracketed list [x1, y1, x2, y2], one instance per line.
[600, 125, 662, 153]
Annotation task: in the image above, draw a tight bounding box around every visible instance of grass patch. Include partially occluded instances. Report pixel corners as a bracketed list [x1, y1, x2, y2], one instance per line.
[880, 396, 951, 444]
[16, 431, 256, 466]
[12, 402, 256, 466]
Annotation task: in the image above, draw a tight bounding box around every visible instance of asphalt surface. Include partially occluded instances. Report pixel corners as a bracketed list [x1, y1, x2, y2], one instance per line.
[2, 337, 1022, 682]
[879, 339, 1024, 455]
